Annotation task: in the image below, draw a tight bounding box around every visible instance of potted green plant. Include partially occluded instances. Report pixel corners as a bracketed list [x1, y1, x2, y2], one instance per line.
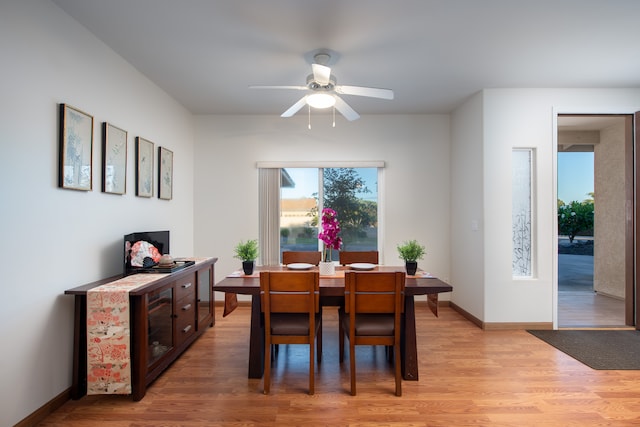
[233, 239, 259, 275]
[397, 239, 426, 275]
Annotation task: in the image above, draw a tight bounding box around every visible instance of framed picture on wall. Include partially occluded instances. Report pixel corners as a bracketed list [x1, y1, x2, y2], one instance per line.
[58, 104, 94, 191]
[102, 122, 127, 195]
[135, 137, 154, 197]
[158, 146, 173, 200]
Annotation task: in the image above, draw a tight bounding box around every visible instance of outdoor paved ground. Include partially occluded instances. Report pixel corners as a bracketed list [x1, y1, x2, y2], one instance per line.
[558, 237, 593, 292]
[558, 254, 593, 292]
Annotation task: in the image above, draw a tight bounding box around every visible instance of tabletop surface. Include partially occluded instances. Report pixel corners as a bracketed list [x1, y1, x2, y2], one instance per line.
[214, 265, 453, 296]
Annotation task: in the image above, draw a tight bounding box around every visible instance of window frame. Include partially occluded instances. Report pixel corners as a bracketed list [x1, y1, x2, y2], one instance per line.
[257, 161, 385, 265]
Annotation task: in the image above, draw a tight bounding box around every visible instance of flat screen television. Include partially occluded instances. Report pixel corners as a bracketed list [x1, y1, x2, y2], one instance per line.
[124, 230, 170, 275]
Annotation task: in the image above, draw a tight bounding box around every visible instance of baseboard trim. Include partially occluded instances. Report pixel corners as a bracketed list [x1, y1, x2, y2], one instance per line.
[15, 387, 70, 427]
[482, 321, 553, 330]
[449, 302, 483, 328]
[450, 302, 552, 330]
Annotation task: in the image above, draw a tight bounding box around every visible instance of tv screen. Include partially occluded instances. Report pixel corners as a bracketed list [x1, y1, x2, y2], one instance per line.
[124, 230, 170, 275]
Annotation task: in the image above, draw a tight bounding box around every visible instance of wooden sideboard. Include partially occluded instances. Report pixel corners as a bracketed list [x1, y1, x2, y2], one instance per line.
[65, 257, 217, 401]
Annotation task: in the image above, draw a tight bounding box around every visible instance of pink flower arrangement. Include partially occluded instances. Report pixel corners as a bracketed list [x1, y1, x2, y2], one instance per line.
[318, 208, 342, 262]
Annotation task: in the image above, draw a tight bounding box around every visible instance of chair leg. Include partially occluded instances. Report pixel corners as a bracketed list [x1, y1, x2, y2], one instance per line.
[349, 339, 356, 396]
[317, 317, 322, 364]
[339, 312, 345, 362]
[394, 344, 402, 397]
[264, 339, 271, 395]
[309, 342, 315, 395]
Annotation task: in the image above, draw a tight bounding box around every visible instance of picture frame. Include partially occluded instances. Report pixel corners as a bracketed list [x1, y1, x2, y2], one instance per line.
[58, 104, 94, 191]
[102, 122, 128, 195]
[158, 146, 173, 200]
[135, 137, 154, 197]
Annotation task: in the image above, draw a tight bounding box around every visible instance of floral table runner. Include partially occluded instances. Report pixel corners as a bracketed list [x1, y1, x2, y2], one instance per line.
[86, 273, 163, 394]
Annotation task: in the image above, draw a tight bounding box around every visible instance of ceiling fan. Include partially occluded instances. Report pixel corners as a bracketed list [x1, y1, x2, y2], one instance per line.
[249, 53, 394, 122]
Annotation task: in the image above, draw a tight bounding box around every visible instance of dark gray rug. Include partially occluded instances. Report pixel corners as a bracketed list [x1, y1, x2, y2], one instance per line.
[528, 329, 640, 370]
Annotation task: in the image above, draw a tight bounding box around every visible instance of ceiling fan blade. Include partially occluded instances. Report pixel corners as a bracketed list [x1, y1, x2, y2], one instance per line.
[335, 85, 394, 100]
[312, 63, 331, 85]
[249, 85, 307, 90]
[281, 96, 308, 117]
[334, 96, 360, 121]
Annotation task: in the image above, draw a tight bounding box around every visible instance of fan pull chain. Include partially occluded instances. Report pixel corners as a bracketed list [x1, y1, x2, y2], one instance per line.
[332, 106, 336, 127]
[308, 104, 311, 130]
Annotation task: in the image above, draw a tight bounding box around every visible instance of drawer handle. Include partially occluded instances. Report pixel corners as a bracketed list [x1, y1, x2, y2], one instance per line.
[182, 282, 192, 289]
[182, 325, 192, 333]
[182, 303, 192, 311]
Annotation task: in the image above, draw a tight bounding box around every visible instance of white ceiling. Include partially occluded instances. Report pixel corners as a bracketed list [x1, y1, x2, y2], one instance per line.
[51, 0, 640, 117]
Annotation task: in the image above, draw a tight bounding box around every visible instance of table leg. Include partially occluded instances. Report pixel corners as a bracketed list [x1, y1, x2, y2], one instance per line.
[401, 295, 419, 380]
[248, 294, 265, 378]
[71, 295, 87, 399]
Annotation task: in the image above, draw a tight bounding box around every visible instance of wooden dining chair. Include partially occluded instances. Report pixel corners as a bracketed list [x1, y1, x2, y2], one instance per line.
[340, 271, 405, 396]
[282, 251, 322, 266]
[339, 250, 379, 265]
[260, 271, 321, 395]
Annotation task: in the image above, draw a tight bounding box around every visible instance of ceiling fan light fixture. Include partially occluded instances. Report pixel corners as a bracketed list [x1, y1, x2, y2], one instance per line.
[306, 93, 335, 109]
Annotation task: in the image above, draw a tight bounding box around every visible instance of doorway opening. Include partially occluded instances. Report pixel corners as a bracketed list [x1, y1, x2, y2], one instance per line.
[557, 114, 633, 328]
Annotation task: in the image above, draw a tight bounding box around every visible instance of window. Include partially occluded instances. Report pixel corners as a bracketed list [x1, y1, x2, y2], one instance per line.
[280, 167, 378, 259]
[512, 148, 535, 277]
[257, 162, 382, 265]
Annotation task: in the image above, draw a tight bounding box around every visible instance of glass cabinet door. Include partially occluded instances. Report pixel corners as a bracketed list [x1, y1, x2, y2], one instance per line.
[197, 267, 212, 326]
[147, 286, 174, 367]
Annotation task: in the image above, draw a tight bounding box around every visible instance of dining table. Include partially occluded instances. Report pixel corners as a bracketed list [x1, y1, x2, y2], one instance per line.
[214, 265, 452, 381]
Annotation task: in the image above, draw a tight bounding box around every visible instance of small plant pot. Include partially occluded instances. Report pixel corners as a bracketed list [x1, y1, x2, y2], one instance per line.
[319, 261, 335, 276]
[242, 261, 255, 275]
[405, 261, 418, 276]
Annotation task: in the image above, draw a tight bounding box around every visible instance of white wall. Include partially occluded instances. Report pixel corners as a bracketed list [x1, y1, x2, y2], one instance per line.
[479, 89, 640, 325]
[450, 92, 486, 320]
[0, 1, 195, 425]
[193, 114, 452, 298]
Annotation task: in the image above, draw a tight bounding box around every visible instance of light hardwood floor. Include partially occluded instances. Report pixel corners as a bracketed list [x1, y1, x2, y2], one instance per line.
[39, 303, 640, 426]
[559, 291, 626, 328]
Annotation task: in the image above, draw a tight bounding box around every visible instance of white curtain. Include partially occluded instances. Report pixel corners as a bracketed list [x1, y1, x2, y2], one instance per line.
[258, 168, 281, 266]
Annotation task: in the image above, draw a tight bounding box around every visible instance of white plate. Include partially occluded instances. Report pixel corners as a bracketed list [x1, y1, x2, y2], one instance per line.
[286, 263, 314, 270]
[349, 263, 376, 271]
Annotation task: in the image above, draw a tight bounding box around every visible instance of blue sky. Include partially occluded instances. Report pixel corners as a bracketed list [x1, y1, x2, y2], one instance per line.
[557, 152, 594, 203]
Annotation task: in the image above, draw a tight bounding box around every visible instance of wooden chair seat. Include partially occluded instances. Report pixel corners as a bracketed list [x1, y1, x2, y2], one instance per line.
[341, 313, 395, 336]
[269, 313, 322, 335]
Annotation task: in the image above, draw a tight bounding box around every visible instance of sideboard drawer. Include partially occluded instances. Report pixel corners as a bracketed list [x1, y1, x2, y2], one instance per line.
[176, 298, 196, 343]
[175, 273, 196, 301]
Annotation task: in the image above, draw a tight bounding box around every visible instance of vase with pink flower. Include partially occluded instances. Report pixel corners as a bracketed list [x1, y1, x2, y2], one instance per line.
[318, 208, 342, 276]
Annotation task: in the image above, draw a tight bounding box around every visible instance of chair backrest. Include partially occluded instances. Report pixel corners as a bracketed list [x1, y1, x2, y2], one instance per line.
[344, 271, 405, 315]
[339, 250, 379, 266]
[259, 271, 321, 395]
[282, 251, 322, 266]
[344, 271, 405, 397]
[260, 271, 320, 315]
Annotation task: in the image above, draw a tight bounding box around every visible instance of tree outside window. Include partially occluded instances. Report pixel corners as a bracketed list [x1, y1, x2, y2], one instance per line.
[558, 199, 594, 243]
